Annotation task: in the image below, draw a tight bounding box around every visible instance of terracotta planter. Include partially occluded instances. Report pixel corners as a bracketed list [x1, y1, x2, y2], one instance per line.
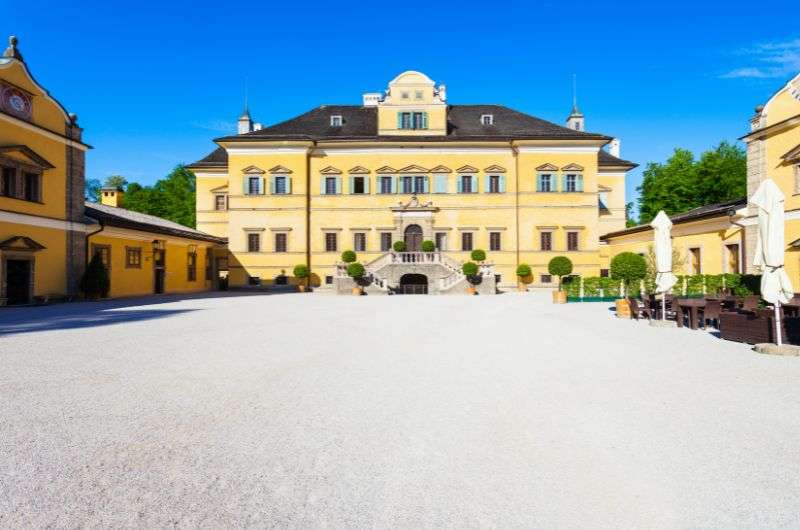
[615, 298, 631, 318]
[552, 290, 567, 304]
[352, 286, 363, 296]
[517, 283, 528, 292]
[466, 286, 477, 295]
[297, 284, 306, 293]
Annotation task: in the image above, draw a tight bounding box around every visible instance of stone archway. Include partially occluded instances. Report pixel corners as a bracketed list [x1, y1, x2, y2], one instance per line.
[398, 273, 428, 294]
[404, 224, 423, 252]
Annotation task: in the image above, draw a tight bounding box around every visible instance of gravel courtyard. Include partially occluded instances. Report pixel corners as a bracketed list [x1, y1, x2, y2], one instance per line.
[1, 291, 799, 528]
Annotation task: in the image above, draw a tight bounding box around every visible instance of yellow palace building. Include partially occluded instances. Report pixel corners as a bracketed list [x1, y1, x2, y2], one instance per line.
[0, 36, 224, 304]
[190, 71, 636, 293]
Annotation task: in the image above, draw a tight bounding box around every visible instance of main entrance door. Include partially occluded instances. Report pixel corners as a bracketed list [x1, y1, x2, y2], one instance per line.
[5, 259, 32, 305]
[153, 249, 166, 294]
[398, 273, 428, 294]
[404, 224, 423, 252]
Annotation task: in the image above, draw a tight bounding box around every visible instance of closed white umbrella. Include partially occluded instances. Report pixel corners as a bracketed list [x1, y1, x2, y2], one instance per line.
[750, 179, 794, 346]
[650, 210, 677, 320]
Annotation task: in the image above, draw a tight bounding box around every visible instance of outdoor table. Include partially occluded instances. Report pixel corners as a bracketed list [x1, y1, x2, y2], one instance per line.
[676, 298, 706, 329]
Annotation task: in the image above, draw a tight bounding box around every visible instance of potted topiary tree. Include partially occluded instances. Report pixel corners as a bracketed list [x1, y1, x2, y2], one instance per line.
[610, 252, 648, 318]
[80, 253, 110, 300]
[462, 261, 481, 295]
[548, 256, 573, 303]
[393, 240, 406, 253]
[421, 240, 435, 253]
[470, 249, 486, 263]
[341, 250, 357, 264]
[516, 263, 532, 292]
[346, 262, 366, 295]
[293, 264, 310, 292]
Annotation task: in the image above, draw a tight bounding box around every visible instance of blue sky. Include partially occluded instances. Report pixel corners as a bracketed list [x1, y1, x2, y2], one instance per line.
[4, 0, 799, 214]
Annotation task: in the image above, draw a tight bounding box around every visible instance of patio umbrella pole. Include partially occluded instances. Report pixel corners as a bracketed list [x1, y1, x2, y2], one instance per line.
[775, 303, 783, 347]
[662, 295, 666, 321]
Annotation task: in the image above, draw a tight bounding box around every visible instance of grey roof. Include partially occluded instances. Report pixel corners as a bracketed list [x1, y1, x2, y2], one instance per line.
[213, 104, 611, 143]
[598, 149, 637, 169]
[188, 147, 228, 168]
[600, 198, 746, 240]
[85, 202, 226, 244]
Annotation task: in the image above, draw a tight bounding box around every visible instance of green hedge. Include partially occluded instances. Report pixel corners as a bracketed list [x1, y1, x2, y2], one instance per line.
[563, 273, 761, 300]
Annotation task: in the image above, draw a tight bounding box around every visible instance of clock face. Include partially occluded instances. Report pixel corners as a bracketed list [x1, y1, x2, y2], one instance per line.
[2, 86, 32, 119]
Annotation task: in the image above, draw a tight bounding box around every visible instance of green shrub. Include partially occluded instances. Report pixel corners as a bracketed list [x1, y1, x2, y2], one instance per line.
[462, 262, 479, 276]
[470, 249, 486, 262]
[610, 252, 647, 291]
[565, 276, 581, 297]
[548, 256, 573, 290]
[687, 274, 704, 296]
[293, 264, 309, 279]
[341, 250, 357, 263]
[80, 253, 110, 299]
[346, 262, 365, 280]
[393, 240, 406, 252]
[516, 263, 532, 278]
[421, 240, 436, 252]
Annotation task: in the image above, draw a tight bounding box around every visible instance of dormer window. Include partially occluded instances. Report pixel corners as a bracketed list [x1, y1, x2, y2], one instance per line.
[414, 90, 423, 100]
[481, 114, 494, 126]
[330, 115, 343, 127]
[401, 91, 410, 99]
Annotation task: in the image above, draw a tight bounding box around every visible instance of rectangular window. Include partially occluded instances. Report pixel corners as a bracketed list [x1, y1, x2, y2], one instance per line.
[461, 175, 473, 193]
[689, 247, 701, 274]
[488, 175, 500, 193]
[125, 247, 142, 268]
[565, 174, 577, 192]
[324, 177, 337, 195]
[435, 232, 447, 251]
[401, 176, 413, 194]
[481, 114, 494, 125]
[92, 244, 111, 269]
[247, 233, 260, 252]
[489, 232, 501, 251]
[398, 111, 426, 130]
[248, 177, 260, 195]
[414, 176, 425, 193]
[353, 232, 366, 252]
[205, 253, 212, 281]
[325, 232, 338, 252]
[187, 252, 197, 282]
[275, 233, 287, 253]
[330, 115, 342, 127]
[600, 269, 609, 278]
[400, 112, 411, 129]
[214, 195, 226, 210]
[379, 176, 393, 194]
[352, 176, 365, 194]
[726, 243, 740, 273]
[23, 172, 39, 201]
[539, 173, 552, 192]
[325, 275, 334, 285]
[461, 232, 473, 251]
[2, 167, 16, 197]
[274, 176, 287, 194]
[541, 274, 552, 284]
[567, 231, 579, 251]
[540, 232, 552, 251]
[380, 232, 392, 251]
[412, 112, 424, 129]
[414, 90, 423, 100]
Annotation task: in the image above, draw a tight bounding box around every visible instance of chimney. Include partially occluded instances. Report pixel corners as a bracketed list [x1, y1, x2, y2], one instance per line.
[362, 92, 381, 107]
[100, 187, 124, 208]
[608, 138, 621, 158]
[238, 106, 253, 134]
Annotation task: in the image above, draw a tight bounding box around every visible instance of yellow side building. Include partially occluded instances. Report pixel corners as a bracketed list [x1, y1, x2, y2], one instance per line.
[0, 35, 224, 304]
[190, 71, 636, 293]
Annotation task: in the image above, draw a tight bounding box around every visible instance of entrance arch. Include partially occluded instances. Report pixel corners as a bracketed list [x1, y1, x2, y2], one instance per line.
[404, 224, 423, 252]
[399, 273, 428, 295]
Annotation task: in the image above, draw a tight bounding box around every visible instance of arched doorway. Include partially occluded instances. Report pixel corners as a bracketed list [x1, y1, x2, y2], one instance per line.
[399, 273, 428, 295]
[404, 224, 423, 252]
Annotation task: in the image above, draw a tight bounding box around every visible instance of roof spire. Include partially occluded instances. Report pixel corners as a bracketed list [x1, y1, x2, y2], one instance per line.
[240, 77, 250, 119]
[3, 35, 23, 61]
[570, 74, 582, 116]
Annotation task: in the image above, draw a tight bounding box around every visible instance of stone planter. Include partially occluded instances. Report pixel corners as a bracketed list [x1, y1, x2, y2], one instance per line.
[615, 298, 631, 318]
[517, 283, 528, 292]
[552, 290, 567, 304]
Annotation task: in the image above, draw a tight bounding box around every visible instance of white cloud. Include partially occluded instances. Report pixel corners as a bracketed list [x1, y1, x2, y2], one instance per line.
[191, 120, 236, 132]
[720, 37, 800, 79]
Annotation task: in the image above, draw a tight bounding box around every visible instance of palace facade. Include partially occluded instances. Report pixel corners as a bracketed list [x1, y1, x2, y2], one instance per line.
[0, 36, 224, 304]
[190, 71, 636, 292]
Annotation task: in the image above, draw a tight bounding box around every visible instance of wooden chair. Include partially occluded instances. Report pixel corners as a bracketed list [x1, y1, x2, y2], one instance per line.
[627, 297, 652, 321]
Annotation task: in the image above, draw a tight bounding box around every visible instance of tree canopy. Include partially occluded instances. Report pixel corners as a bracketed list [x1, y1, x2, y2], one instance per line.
[636, 141, 745, 225]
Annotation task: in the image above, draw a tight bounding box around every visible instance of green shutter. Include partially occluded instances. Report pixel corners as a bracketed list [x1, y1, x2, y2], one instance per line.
[422, 112, 428, 129]
[536, 174, 542, 192]
[435, 175, 447, 193]
[562, 174, 567, 192]
[269, 176, 275, 195]
[577, 174, 584, 192]
[484, 175, 491, 193]
[499, 175, 506, 193]
[320, 177, 326, 195]
[397, 112, 403, 129]
[471, 175, 477, 193]
[457, 176, 463, 193]
[364, 176, 370, 194]
[349, 176, 355, 194]
[394, 176, 401, 193]
[244, 177, 249, 195]
[260, 177, 266, 195]
[335, 176, 342, 194]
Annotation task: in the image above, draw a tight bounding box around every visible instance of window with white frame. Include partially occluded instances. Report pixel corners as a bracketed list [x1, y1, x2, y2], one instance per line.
[565, 174, 578, 192]
[414, 90, 423, 100]
[353, 232, 366, 252]
[274, 233, 287, 253]
[247, 233, 260, 252]
[489, 232, 501, 251]
[214, 194, 227, 210]
[324, 177, 337, 195]
[330, 115, 343, 127]
[274, 176, 287, 194]
[481, 114, 494, 125]
[435, 232, 447, 251]
[461, 232, 473, 251]
[325, 232, 338, 252]
[247, 176, 260, 195]
[460, 175, 474, 193]
[380, 232, 392, 251]
[538, 173, 553, 192]
[351, 176, 366, 194]
[379, 176, 393, 194]
[488, 175, 501, 193]
[398, 111, 427, 130]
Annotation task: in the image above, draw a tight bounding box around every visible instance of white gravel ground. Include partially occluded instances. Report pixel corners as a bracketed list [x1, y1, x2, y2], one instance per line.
[1, 291, 800, 528]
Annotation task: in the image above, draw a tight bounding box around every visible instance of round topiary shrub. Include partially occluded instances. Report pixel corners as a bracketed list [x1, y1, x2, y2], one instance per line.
[610, 252, 647, 293]
[341, 250, 357, 263]
[462, 261, 479, 276]
[516, 263, 532, 279]
[548, 256, 573, 290]
[471, 249, 486, 262]
[421, 240, 436, 252]
[293, 264, 309, 279]
[393, 240, 406, 252]
[80, 253, 110, 299]
[346, 262, 365, 280]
